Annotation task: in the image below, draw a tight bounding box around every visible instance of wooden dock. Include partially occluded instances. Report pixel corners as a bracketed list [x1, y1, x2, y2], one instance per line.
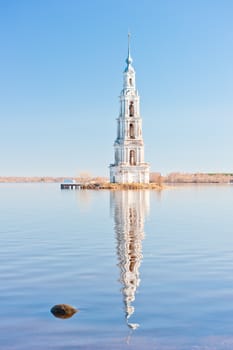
[60, 183, 81, 190]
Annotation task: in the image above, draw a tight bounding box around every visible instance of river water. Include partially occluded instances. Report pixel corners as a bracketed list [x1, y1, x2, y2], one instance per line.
[0, 184, 233, 350]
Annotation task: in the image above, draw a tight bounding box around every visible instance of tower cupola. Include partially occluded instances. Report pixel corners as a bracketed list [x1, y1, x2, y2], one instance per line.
[124, 33, 134, 72]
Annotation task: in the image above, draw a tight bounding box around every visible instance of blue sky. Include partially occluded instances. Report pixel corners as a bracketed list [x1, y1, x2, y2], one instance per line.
[0, 0, 233, 176]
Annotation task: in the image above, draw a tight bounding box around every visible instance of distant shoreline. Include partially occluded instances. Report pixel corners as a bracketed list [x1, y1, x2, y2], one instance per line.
[0, 177, 65, 183]
[0, 173, 233, 185]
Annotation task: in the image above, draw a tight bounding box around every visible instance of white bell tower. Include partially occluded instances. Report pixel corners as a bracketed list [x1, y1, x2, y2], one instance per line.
[109, 34, 150, 184]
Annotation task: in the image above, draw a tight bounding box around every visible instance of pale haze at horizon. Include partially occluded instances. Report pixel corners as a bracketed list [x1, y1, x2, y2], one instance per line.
[0, 0, 233, 177]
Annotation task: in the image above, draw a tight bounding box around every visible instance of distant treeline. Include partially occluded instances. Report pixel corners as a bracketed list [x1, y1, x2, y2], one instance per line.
[0, 177, 65, 183]
[151, 172, 233, 184]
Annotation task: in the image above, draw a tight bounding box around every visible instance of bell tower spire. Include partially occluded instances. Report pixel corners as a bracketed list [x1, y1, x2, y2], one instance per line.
[109, 35, 150, 184]
[125, 32, 133, 71]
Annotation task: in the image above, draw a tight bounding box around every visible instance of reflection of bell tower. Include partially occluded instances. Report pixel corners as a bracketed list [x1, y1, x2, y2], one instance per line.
[111, 190, 150, 329]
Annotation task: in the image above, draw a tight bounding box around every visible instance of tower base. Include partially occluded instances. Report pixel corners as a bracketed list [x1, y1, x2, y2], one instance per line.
[110, 164, 150, 184]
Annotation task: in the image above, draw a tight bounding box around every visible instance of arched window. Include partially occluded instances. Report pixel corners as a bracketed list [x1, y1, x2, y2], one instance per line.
[129, 123, 135, 139]
[115, 150, 118, 164]
[129, 150, 136, 165]
[129, 101, 134, 116]
[129, 78, 133, 86]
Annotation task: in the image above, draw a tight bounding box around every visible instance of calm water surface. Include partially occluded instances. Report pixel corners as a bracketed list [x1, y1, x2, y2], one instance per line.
[0, 184, 233, 349]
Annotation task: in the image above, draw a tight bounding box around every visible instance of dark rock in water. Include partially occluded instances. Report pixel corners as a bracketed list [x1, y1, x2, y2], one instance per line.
[50, 304, 78, 319]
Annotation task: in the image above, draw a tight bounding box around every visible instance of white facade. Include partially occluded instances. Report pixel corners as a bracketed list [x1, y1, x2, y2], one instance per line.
[110, 36, 150, 184]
